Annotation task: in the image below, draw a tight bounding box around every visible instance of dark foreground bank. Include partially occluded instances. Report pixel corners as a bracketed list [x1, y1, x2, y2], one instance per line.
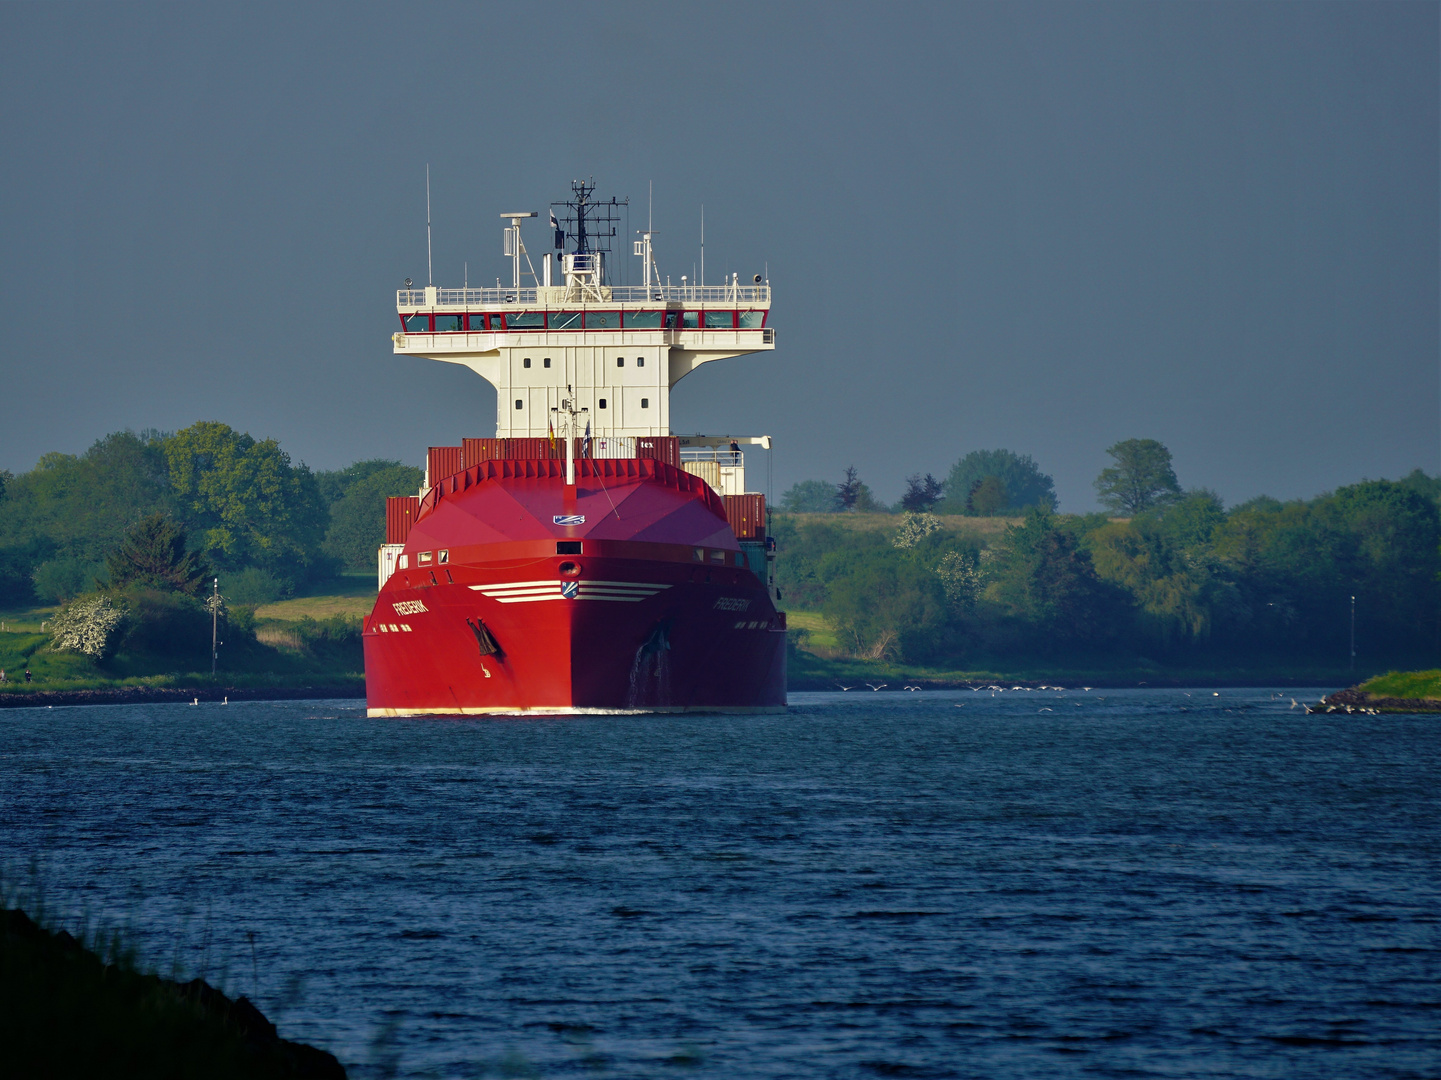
[0, 906, 345, 1078]
[0, 685, 363, 709]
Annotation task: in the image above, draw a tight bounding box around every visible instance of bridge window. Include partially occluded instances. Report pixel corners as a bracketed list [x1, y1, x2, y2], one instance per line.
[404, 314, 429, 333]
[587, 311, 620, 329]
[515, 399, 523, 410]
[435, 314, 462, 332]
[628, 311, 663, 329]
[523, 357, 531, 368]
[598, 398, 607, 409]
[551, 311, 581, 330]
[641, 398, 649, 409]
[508, 311, 545, 329]
[738, 310, 765, 328]
[681, 311, 699, 329]
[704, 311, 734, 328]
[663, 312, 680, 329]
[466, 314, 486, 331]
[486, 313, 504, 330]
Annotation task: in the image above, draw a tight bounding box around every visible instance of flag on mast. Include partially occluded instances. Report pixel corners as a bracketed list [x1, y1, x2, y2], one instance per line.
[582, 420, 592, 458]
[547, 418, 556, 452]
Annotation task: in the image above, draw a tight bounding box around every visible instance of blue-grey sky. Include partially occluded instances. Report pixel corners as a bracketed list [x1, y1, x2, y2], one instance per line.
[1, 2, 1435, 510]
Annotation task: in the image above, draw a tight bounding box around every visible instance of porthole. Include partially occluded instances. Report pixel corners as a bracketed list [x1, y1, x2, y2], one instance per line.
[558, 561, 582, 577]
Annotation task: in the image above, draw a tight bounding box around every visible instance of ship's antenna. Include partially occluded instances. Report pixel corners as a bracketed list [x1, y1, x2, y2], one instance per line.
[700, 204, 704, 287]
[425, 164, 433, 286]
[648, 180, 653, 232]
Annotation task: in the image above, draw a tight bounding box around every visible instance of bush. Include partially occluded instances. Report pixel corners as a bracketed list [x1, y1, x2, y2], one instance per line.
[116, 588, 211, 661]
[32, 558, 104, 604]
[48, 595, 129, 660]
[223, 567, 289, 606]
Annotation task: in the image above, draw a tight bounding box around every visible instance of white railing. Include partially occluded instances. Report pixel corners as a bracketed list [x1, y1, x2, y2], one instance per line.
[398, 284, 770, 308]
[681, 448, 744, 467]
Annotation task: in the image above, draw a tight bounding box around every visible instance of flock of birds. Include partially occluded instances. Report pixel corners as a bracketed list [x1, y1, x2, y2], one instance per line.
[836, 683, 1092, 693]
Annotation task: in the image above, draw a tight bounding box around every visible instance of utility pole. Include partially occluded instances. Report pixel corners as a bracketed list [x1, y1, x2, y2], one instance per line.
[1349, 595, 1356, 673]
[210, 573, 219, 674]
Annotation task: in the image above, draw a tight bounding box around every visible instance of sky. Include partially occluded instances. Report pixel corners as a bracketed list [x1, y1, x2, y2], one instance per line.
[0, 1, 1435, 511]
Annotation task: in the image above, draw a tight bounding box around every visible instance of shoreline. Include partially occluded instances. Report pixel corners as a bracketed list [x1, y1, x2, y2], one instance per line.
[0, 685, 364, 709]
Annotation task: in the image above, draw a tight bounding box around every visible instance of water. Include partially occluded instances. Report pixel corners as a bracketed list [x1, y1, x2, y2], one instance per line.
[2, 690, 1438, 1078]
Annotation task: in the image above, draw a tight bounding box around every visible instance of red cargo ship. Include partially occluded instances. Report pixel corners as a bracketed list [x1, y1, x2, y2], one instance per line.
[365, 182, 785, 715]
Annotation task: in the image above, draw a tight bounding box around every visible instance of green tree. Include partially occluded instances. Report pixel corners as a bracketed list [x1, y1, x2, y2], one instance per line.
[780, 480, 840, 513]
[967, 476, 1009, 516]
[899, 473, 945, 513]
[984, 507, 1127, 647]
[1094, 438, 1182, 515]
[322, 463, 425, 570]
[105, 514, 209, 595]
[163, 422, 326, 580]
[819, 549, 947, 660]
[941, 450, 1056, 515]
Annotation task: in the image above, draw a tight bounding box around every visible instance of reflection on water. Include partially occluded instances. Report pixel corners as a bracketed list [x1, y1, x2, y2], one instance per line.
[2, 690, 1439, 1078]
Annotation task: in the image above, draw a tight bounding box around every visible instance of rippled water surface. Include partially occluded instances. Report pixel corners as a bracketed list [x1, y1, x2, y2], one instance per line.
[3, 690, 1439, 1078]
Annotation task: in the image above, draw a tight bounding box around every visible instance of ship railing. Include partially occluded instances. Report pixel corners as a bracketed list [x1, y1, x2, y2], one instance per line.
[398, 284, 771, 307]
[680, 448, 745, 467]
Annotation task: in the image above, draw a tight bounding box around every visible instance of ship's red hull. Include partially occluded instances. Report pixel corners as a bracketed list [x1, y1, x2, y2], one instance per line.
[364, 459, 786, 715]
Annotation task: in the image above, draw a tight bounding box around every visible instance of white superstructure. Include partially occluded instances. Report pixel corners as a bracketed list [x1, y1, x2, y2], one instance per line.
[393, 181, 775, 442]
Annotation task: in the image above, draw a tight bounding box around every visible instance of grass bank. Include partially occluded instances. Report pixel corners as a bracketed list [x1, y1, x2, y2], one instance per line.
[0, 904, 345, 1078]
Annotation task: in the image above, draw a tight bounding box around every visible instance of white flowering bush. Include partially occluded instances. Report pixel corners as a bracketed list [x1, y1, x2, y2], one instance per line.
[48, 595, 129, 660]
[935, 551, 983, 609]
[892, 512, 943, 549]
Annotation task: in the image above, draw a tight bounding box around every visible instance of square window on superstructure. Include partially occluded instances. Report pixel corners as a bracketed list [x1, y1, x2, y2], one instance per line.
[628, 311, 662, 329]
[738, 311, 765, 328]
[435, 314, 462, 332]
[704, 311, 734, 329]
[599, 398, 607, 409]
[637, 356, 644, 367]
[693, 548, 704, 561]
[641, 398, 649, 408]
[404, 314, 429, 333]
[438, 550, 449, 564]
[682, 311, 699, 329]
[616, 357, 624, 367]
[710, 550, 725, 563]
[543, 357, 551, 368]
[418, 551, 433, 565]
[515, 399, 524, 410]
[551, 311, 581, 330]
[523, 357, 531, 368]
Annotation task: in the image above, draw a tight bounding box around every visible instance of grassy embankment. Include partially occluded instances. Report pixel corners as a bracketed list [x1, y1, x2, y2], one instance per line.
[0, 878, 345, 1078]
[0, 575, 373, 698]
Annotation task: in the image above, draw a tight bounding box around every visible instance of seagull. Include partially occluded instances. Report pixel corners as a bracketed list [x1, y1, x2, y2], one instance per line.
[866, 683, 887, 691]
[191, 697, 199, 705]
[904, 685, 921, 691]
[1082, 687, 1092, 692]
[1039, 707, 1053, 712]
[838, 685, 854, 691]
[222, 696, 228, 705]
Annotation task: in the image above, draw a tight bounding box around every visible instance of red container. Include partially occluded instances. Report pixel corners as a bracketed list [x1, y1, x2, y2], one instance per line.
[428, 446, 464, 485]
[636, 436, 680, 467]
[385, 496, 421, 544]
[724, 494, 767, 539]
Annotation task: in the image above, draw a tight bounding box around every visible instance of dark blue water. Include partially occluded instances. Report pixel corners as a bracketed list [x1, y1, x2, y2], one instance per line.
[2, 690, 1438, 1078]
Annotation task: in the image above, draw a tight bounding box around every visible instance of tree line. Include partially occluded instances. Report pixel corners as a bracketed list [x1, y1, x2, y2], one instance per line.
[0, 423, 422, 607]
[781, 438, 1199, 517]
[775, 443, 1441, 671]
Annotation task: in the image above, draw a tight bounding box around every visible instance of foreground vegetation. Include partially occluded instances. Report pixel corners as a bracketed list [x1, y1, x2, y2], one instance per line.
[0, 901, 344, 1078]
[1355, 669, 1441, 702]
